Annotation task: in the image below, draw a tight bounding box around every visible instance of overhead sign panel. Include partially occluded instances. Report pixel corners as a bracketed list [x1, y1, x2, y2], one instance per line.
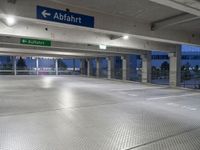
[37, 5, 94, 28]
[20, 38, 51, 47]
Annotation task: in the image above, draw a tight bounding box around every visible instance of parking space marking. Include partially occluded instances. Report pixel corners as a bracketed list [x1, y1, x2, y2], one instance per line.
[181, 106, 197, 111]
[119, 92, 127, 94]
[110, 86, 164, 91]
[167, 103, 179, 107]
[118, 91, 138, 97]
[147, 93, 200, 101]
[127, 94, 138, 97]
[166, 103, 197, 111]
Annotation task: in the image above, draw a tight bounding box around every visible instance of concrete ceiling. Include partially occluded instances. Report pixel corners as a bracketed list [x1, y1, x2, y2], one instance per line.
[168, 19, 200, 32]
[50, 0, 183, 24]
[0, 0, 199, 56]
[150, 0, 200, 16]
[50, 0, 200, 33]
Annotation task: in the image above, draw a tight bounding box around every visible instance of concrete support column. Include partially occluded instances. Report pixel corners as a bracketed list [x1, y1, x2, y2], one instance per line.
[13, 56, 17, 76]
[86, 59, 90, 77]
[36, 57, 39, 75]
[168, 47, 181, 87]
[73, 59, 76, 72]
[55, 59, 58, 76]
[121, 55, 130, 80]
[141, 52, 152, 83]
[80, 59, 84, 75]
[81, 59, 89, 75]
[96, 58, 100, 78]
[107, 57, 115, 79]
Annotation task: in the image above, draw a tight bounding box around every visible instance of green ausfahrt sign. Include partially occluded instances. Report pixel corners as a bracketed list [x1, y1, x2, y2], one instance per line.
[20, 38, 51, 47]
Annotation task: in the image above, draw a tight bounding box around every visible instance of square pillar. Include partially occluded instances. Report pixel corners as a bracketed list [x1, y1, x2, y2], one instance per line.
[86, 59, 91, 77]
[168, 47, 181, 87]
[121, 55, 130, 80]
[141, 52, 152, 83]
[107, 57, 115, 79]
[13, 56, 17, 76]
[55, 59, 58, 76]
[80, 59, 84, 75]
[73, 59, 76, 72]
[96, 58, 100, 78]
[80, 59, 87, 75]
[36, 57, 39, 75]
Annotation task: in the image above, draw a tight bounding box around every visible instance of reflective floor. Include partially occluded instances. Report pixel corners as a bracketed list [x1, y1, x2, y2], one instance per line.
[0, 76, 200, 150]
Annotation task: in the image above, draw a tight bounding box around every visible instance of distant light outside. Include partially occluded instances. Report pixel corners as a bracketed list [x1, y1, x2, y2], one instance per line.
[99, 44, 107, 50]
[152, 44, 200, 53]
[123, 35, 129, 40]
[182, 44, 200, 52]
[6, 16, 16, 26]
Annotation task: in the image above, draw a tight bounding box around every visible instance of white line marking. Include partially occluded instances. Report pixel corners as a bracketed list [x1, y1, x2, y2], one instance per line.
[111, 87, 163, 91]
[167, 103, 179, 107]
[147, 93, 200, 101]
[127, 94, 138, 97]
[166, 103, 197, 111]
[119, 92, 127, 94]
[118, 92, 138, 97]
[181, 106, 197, 111]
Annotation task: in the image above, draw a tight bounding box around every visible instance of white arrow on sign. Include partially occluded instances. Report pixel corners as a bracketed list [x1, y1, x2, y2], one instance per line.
[42, 10, 51, 18]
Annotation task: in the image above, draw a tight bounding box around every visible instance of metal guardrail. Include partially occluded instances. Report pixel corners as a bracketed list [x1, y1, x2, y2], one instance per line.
[129, 69, 141, 82]
[0, 68, 199, 90]
[0, 70, 14, 72]
[0, 69, 81, 75]
[99, 68, 107, 78]
[151, 70, 169, 85]
[0, 70, 14, 75]
[181, 71, 200, 89]
[151, 70, 169, 80]
[58, 70, 81, 75]
[151, 70, 200, 89]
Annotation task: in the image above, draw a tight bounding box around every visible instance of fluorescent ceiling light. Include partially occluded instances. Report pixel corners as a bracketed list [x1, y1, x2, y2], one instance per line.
[6, 16, 16, 26]
[123, 35, 129, 40]
[99, 44, 107, 50]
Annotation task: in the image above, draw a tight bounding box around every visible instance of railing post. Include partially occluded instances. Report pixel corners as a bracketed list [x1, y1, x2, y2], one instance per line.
[36, 57, 39, 75]
[13, 56, 17, 76]
[55, 59, 58, 76]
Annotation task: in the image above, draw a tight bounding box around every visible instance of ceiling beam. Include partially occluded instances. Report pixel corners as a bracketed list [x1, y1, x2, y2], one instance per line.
[0, 46, 119, 58]
[110, 35, 123, 40]
[151, 13, 200, 31]
[0, 52, 88, 59]
[0, 35, 149, 55]
[0, 21, 177, 52]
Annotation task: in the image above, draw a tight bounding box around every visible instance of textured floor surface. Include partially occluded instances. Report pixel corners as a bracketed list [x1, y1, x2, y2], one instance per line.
[0, 76, 200, 150]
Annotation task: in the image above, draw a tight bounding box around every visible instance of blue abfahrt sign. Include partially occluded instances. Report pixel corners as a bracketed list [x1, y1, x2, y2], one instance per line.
[37, 5, 94, 28]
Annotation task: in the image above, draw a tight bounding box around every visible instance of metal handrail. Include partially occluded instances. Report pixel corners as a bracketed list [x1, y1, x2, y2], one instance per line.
[181, 71, 200, 89]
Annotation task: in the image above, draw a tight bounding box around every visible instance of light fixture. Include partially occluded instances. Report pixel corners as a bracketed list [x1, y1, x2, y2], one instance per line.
[123, 35, 129, 40]
[99, 44, 107, 50]
[5, 16, 16, 26]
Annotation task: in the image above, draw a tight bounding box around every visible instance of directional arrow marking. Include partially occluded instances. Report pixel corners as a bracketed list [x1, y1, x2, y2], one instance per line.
[42, 10, 51, 18]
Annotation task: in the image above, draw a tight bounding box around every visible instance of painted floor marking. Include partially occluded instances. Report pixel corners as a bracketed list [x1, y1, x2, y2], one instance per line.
[111, 86, 163, 91]
[167, 103, 197, 111]
[127, 94, 138, 97]
[147, 93, 200, 101]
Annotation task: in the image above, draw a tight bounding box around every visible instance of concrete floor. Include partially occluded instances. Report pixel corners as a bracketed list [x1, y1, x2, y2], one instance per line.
[0, 76, 200, 150]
